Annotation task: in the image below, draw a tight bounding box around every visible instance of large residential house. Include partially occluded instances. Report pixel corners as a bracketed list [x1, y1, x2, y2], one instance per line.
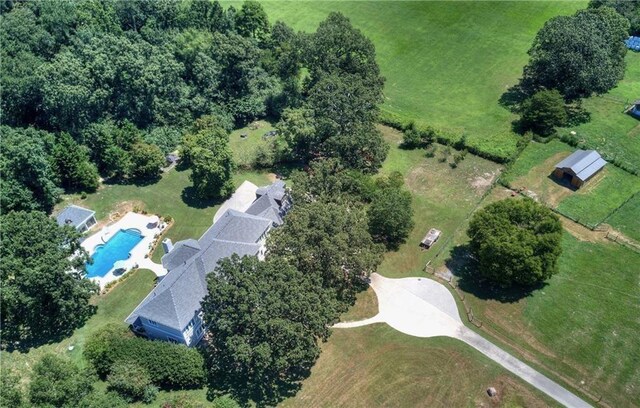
[125, 181, 291, 346]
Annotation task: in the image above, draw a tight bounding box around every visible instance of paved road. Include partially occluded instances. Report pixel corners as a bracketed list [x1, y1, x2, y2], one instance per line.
[334, 274, 592, 408]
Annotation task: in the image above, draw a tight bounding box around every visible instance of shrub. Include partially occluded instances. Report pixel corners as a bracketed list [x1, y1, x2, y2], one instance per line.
[85, 325, 206, 390]
[519, 89, 568, 136]
[254, 143, 275, 168]
[425, 145, 437, 158]
[107, 361, 154, 403]
[29, 354, 94, 408]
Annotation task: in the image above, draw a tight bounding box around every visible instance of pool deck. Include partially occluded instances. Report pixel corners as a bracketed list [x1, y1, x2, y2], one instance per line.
[82, 212, 167, 288]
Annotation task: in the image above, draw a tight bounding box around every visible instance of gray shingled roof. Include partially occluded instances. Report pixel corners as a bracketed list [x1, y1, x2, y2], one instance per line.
[245, 194, 283, 225]
[199, 209, 272, 244]
[126, 181, 289, 333]
[256, 180, 286, 202]
[161, 239, 201, 270]
[126, 240, 260, 329]
[56, 205, 95, 228]
[555, 150, 606, 182]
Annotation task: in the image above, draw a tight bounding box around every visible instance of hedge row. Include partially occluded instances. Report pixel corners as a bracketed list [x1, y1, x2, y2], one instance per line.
[84, 325, 206, 390]
[379, 111, 518, 164]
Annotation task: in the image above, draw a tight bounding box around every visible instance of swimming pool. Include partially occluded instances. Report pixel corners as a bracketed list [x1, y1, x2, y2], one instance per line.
[86, 229, 144, 278]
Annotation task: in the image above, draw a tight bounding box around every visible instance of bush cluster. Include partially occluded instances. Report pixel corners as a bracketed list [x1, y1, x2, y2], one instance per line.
[84, 325, 206, 390]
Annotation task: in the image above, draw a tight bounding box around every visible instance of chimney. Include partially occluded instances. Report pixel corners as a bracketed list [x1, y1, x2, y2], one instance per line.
[162, 238, 173, 254]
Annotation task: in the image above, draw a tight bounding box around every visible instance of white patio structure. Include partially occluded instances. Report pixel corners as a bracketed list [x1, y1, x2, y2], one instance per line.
[82, 212, 167, 288]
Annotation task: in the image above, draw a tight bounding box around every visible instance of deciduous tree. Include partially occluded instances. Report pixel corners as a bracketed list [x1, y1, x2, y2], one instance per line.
[0, 211, 98, 349]
[202, 255, 338, 405]
[467, 198, 563, 287]
[522, 7, 629, 99]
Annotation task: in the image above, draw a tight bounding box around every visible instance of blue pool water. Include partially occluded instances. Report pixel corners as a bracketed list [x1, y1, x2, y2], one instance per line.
[86, 229, 144, 278]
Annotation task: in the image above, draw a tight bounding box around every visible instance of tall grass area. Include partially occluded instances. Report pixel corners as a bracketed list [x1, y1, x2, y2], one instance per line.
[225, 0, 584, 160]
[561, 53, 640, 174]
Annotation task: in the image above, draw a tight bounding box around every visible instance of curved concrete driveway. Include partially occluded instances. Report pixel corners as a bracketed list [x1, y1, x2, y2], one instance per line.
[334, 274, 592, 408]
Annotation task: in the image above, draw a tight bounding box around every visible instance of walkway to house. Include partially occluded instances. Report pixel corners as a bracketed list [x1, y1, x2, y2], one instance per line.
[334, 274, 592, 408]
[213, 180, 259, 223]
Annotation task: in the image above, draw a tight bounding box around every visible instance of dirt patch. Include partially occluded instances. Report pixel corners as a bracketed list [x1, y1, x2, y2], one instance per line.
[266, 173, 277, 182]
[111, 200, 145, 219]
[470, 171, 498, 195]
[561, 217, 607, 243]
[510, 152, 573, 207]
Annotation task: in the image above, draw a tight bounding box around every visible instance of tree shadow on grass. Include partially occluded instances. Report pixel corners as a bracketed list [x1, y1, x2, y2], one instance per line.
[181, 186, 225, 209]
[102, 174, 162, 187]
[498, 83, 530, 113]
[205, 364, 309, 408]
[2, 305, 97, 353]
[446, 244, 546, 304]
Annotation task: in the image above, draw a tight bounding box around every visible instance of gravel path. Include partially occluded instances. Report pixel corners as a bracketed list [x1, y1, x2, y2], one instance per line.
[334, 274, 592, 408]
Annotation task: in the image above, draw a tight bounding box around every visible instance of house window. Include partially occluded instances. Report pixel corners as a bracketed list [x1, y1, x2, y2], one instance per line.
[196, 325, 204, 336]
[147, 319, 158, 326]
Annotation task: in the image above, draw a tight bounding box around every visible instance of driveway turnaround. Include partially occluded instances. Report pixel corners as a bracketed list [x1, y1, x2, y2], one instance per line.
[334, 274, 592, 408]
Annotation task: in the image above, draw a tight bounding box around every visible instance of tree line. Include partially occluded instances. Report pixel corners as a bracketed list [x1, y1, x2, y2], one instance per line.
[1, 0, 389, 211]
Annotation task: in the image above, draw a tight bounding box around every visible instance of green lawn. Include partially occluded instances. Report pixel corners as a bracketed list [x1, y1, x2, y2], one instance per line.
[376, 125, 503, 278]
[458, 233, 640, 407]
[224, 0, 584, 160]
[229, 119, 274, 169]
[561, 53, 640, 174]
[1, 269, 157, 379]
[503, 139, 640, 228]
[280, 325, 556, 407]
[605, 192, 640, 241]
[557, 165, 640, 227]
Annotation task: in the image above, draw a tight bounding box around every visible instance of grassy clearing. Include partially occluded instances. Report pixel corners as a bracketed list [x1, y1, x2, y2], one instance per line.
[280, 325, 555, 407]
[376, 125, 502, 278]
[557, 165, 640, 226]
[605, 193, 640, 241]
[222, 1, 584, 160]
[503, 140, 640, 227]
[1, 269, 157, 379]
[458, 233, 640, 407]
[561, 53, 640, 174]
[339, 287, 378, 323]
[229, 120, 274, 169]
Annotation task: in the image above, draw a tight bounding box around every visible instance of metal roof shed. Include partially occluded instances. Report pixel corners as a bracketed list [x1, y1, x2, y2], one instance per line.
[553, 149, 606, 188]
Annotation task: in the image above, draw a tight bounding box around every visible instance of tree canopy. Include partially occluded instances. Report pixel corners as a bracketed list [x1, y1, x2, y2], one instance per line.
[202, 255, 339, 405]
[29, 354, 95, 408]
[467, 198, 563, 287]
[521, 7, 629, 99]
[589, 0, 640, 35]
[0, 211, 98, 349]
[519, 89, 568, 136]
[268, 199, 384, 305]
[368, 173, 415, 250]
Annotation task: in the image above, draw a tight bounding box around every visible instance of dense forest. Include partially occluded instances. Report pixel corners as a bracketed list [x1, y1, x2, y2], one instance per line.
[1, 0, 387, 213]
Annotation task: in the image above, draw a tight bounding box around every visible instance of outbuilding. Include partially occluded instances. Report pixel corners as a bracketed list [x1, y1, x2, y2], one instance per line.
[420, 228, 442, 249]
[56, 205, 97, 232]
[553, 149, 606, 188]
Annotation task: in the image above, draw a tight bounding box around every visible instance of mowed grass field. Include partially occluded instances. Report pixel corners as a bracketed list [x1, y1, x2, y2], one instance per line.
[606, 193, 640, 241]
[561, 53, 640, 174]
[503, 140, 640, 228]
[458, 233, 640, 407]
[281, 325, 556, 408]
[224, 0, 584, 160]
[376, 125, 502, 278]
